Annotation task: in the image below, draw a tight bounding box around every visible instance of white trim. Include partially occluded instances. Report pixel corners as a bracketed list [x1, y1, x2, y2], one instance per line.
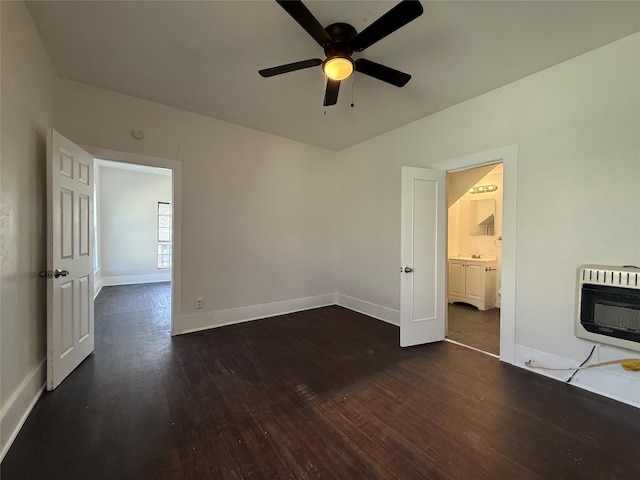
[0, 360, 46, 461]
[336, 294, 400, 326]
[514, 345, 640, 409]
[177, 293, 337, 335]
[101, 273, 172, 286]
[445, 339, 500, 359]
[82, 146, 182, 336]
[433, 143, 519, 365]
[93, 267, 103, 298]
[97, 158, 171, 176]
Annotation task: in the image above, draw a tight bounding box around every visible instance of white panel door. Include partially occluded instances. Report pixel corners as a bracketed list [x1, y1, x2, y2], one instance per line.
[400, 167, 446, 347]
[46, 129, 95, 390]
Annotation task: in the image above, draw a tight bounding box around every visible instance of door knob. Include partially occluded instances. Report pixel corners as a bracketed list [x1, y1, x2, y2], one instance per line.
[54, 269, 69, 278]
[403, 266, 414, 273]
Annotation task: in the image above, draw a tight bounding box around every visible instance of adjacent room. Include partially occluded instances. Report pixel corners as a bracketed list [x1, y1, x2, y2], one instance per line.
[2, 1, 639, 478]
[95, 160, 173, 293]
[446, 163, 504, 356]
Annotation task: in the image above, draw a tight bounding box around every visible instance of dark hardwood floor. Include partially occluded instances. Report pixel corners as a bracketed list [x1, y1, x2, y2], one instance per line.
[2, 283, 639, 479]
[447, 303, 500, 355]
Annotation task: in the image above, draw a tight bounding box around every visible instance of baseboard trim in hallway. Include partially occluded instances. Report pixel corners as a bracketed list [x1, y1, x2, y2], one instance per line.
[0, 359, 45, 462]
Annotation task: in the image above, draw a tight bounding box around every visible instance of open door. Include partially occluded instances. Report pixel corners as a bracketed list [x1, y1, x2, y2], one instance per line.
[45, 129, 95, 390]
[400, 166, 447, 347]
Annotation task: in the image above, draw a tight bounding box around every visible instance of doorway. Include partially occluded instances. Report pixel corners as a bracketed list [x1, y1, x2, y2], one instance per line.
[88, 147, 182, 335]
[446, 163, 503, 356]
[432, 144, 518, 364]
[94, 158, 174, 334]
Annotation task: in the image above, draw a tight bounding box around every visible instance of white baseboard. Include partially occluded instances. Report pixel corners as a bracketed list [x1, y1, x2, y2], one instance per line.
[94, 268, 103, 298]
[177, 293, 400, 335]
[177, 293, 338, 335]
[336, 294, 400, 326]
[94, 276, 103, 299]
[514, 345, 640, 409]
[101, 272, 171, 286]
[1, 359, 46, 461]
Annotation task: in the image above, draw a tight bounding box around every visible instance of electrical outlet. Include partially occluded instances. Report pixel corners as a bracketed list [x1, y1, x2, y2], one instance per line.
[195, 297, 204, 309]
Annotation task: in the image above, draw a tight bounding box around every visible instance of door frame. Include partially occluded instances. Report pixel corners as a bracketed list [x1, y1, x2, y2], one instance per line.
[84, 146, 182, 336]
[433, 144, 518, 364]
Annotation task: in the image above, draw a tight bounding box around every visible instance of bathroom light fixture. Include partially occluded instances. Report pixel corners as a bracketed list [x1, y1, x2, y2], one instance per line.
[323, 57, 354, 81]
[469, 185, 498, 194]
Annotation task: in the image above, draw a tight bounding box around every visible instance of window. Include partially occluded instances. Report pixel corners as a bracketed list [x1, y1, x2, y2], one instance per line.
[157, 202, 172, 269]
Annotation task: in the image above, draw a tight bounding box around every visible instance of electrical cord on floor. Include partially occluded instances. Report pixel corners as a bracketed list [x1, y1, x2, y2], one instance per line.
[566, 345, 597, 383]
[524, 348, 640, 383]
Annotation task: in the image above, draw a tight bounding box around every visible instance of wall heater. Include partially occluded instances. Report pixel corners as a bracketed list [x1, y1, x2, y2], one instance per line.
[576, 264, 640, 352]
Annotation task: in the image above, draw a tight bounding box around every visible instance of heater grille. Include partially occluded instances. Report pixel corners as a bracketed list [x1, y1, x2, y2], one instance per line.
[594, 303, 640, 330]
[575, 265, 640, 352]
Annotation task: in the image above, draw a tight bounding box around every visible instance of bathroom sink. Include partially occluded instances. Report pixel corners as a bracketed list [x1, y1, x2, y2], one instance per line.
[449, 256, 496, 262]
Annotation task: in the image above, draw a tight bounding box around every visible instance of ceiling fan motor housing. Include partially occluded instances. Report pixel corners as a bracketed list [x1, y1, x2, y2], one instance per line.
[323, 22, 357, 60]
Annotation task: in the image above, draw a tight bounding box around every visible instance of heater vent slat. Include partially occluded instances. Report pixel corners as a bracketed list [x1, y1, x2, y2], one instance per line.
[580, 267, 640, 290]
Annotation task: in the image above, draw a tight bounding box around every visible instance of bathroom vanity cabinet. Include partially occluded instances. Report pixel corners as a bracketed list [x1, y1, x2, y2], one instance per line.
[448, 257, 497, 311]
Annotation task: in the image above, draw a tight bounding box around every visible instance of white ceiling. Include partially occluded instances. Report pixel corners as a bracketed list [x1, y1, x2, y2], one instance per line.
[26, 1, 640, 151]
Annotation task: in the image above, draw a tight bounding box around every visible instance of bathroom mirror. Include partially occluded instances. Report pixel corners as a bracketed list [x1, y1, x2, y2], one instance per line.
[470, 199, 495, 236]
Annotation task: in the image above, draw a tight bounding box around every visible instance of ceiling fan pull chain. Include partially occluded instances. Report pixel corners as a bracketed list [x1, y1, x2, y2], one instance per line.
[323, 73, 327, 115]
[351, 73, 355, 108]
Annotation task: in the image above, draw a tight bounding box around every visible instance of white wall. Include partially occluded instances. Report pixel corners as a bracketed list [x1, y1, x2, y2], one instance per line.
[0, 1, 54, 459]
[336, 33, 640, 406]
[99, 166, 172, 285]
[54, 78, 338, 333]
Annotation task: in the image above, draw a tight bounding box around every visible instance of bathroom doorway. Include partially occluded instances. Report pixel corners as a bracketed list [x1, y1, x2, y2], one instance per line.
[446, 163, 503, 356]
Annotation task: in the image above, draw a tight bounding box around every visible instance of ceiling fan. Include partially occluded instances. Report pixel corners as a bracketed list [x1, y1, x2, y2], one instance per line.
[259, 0, 424, 106]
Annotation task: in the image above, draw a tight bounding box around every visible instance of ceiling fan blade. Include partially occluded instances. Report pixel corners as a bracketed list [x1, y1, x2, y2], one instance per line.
[323, 79, 340, 106]
[259, 58, 322, 77]
[350, 0, 424, 52]
[276, 0, 332, 47]
[355, 58, 411, 87]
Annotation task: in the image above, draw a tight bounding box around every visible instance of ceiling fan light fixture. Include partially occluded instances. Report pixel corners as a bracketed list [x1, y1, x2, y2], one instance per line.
[323, 57, 354, 81]
[261, 0, 424, 105]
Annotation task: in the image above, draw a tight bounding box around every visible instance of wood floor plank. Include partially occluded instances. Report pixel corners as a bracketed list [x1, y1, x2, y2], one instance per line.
[2, 284, 639, 479]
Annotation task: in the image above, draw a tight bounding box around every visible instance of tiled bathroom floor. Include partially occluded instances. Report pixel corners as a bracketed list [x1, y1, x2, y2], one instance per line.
[447, 303, 500, 355]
